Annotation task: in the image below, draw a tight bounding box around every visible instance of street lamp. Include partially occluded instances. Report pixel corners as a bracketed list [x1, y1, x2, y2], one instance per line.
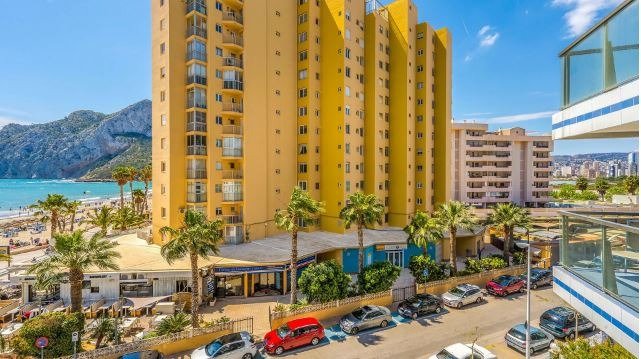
[525, 229, 532, 359]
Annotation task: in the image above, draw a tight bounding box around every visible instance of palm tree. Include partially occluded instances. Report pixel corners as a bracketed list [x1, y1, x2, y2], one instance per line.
[404, 211, 444, 257]
[131, 189, 145, 215]
[486, 203, 532, 264]
[434, 201, 477, 275]
[125, 167, 138, 210]
[339, 192, 384, 274]
[65, 200, 82, 232]
[91, 316, 116, 348]
[85, 205, 113, 236]
[32, 194, 69, 242]
[576, 176, 589, 191]
[160, 210, 224, 328]
[112, 207, 143, 231]
[156, 312, 190, 336]
[139, 164, 152, 213]
[27, 231, 120, 312]
[112, 167, 130, 210]
[274, 187, 324, 304]
[595, 177, 610, 201]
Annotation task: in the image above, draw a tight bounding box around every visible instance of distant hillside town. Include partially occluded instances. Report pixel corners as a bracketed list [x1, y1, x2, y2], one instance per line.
[552, 152, 638, 178]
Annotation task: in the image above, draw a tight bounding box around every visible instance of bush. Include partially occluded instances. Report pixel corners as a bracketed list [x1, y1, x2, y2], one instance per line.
[12, 312, 85, 358]
[550, 338, 634, 359]
[460, 256, 507, 275]
[409, 255, 448, 283]
[358, 261, 401, 293]
[512, 251, 527, 265]
[156, 312, 190, 336]
[298, 260, 351, 303]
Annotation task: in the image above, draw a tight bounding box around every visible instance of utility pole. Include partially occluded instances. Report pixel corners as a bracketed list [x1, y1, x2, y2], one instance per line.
[525, 230, 532, 359]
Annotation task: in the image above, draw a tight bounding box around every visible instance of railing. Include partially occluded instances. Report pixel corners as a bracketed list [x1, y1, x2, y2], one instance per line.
[222, 102, 243, 113]
[222, 12, 243, 25]
[186, 100, 207, 110]
[186, 26, 207, 38]
[223, 80, 243, 91]
[221, 170, 243, 179]
[225, 233, 244, 245]
[186, 121, 207, 132]
[186, 169, 207, 179]
[187, 145, 207, 156]
[223, 57, 243, 68]
[221, 215, 243, 224]
[222, 148, 243, 157]
[186, 74, 207, 86]
[223, 192, 243, 202]
[187, 193, 207, 203]
[222, 34, 243, 47]
[270, 290, 391, 321]
[186, 50, 207, 62]
[222, 125, 243, 135]
[186, 0, 207, 15]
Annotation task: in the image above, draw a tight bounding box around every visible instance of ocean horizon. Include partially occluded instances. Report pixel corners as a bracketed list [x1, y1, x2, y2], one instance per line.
[0, 179, 149, 218]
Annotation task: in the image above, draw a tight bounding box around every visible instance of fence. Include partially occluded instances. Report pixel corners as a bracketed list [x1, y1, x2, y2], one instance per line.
[269, 291, 392, 329]
[59, 317, 253, 359]
[416, 264, 527, 296]
[392, 285, 416, 303]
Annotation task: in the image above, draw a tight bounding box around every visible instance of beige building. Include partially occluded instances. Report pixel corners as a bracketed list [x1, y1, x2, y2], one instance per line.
[451, 123, 553, 208]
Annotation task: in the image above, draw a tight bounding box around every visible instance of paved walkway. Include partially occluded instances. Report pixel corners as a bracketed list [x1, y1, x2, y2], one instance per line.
[199, 294, 291, 335]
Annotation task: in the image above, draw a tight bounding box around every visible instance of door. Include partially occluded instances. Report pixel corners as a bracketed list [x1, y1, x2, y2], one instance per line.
[532, 331, 548, 350]
[386, 251, 403, 267]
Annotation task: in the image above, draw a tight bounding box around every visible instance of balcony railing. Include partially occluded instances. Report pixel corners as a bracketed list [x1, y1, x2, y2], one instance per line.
[221, 170, 243, 179]
[186, 0, 207, 15]
[223, 80, 243, 91]
[222, 12, 244, 25]
[223, 192, 243, 202]
[222, 57, 243, 68]
[222, 125, 242, 135]
[187, 193, 208, 203]
[222, 102, 243, 113]
[221, 215, 243, 225]
[187, 145, 207, 156]
[187, 26, 207, 38]
[186, 169, 207, 179]
[222, 35, 243, 47]
[186, 74, 207, 86]
[222, 148, 243, 157]
[186, 121, 207, 132]
[186, 50, 207, 62]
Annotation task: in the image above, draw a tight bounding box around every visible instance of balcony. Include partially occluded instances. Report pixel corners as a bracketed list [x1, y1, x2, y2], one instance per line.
[222, 34, 243, 50]
[223, 80, 243, 93]
[223, 192, 243, 202]
[222, 0, 243, 9]
[222, 102, 243, 115]
[222, 125, 243, 135]
[186, 169, 207, 179]
[186, 50, 207, 62]
[187, 145, 207, 156]
[186, 74, 207, 86]
[222, 12, 243, 29]
[186, 0, 207, 15]
[221, 170, 243, 179]
[187, 193, 207, 203]
[222, 57, 243, 69]
[186, 26, 207, 39]
[221, 215, 243, 225]
[222, 148, 243, 157]
[186, 121, 207, 133]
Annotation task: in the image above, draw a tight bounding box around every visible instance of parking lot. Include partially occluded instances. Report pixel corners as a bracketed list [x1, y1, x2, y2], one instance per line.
[171, 286, 578, 358]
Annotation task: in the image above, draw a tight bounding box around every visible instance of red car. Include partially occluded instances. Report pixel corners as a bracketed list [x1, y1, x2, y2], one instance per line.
[263, 317, 325, 355]
[486, 275, 525, 296]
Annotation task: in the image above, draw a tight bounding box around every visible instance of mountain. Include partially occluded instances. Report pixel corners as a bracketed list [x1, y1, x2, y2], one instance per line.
[0, 100, 151, 179]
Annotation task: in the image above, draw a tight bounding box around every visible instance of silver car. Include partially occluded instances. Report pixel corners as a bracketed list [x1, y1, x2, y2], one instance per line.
[339, 305, 393, 335]
[191, 331, 258, 359]
[505, 324, 553, 356]
[441, 284, 484, 309]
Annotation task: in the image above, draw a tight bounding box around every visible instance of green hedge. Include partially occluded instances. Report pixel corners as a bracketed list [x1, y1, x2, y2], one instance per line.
[358, 261, 401, 293]
[298, 260, 351, 303]
[11, 312, 85, 358]
[408, 255, 448, 283]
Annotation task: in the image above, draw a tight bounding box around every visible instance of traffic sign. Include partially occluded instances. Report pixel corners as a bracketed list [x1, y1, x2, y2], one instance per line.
[35, 336, 49, 349]
[72, 331, 79, 342]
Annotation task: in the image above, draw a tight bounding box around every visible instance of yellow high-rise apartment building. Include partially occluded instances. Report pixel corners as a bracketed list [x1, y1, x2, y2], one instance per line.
[151, 0, 451, 244]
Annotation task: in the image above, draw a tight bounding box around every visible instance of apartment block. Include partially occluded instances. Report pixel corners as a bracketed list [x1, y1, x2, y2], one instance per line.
[451, 123, 553, 208]
[151, 0, 452, 244]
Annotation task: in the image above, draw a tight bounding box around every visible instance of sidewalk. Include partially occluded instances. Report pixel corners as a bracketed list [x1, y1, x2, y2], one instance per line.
[199, 294, 290, 335]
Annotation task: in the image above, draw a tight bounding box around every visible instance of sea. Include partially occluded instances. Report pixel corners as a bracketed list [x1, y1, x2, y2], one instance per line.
[0, 179, 149, 219]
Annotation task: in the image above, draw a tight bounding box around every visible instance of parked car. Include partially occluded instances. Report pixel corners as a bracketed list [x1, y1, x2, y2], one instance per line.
[486, 275, 525, 297]
[505, 324, 553, 355]
[429, 343, 497, 359]
[520, 268, 552, 290]
[539, 306, 596, 339]
[263, 317, 325, 355]
[441, 284, 484, 309]
[191, 331, 258, 359]
[397, 293, 443, 319]
[339, 305, 392, 334]
[120, 350, 163, 359]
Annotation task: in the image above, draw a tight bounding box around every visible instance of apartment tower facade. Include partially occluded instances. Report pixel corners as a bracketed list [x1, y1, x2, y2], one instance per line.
[151, 0, 451, 244]
[451, 123, 553, 208]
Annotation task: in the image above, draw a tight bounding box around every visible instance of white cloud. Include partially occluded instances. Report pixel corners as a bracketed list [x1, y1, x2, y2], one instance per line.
[462, 112, 494, 117]
[552, 0, 620, 37]
[480, 33, 500, 47]
[0, 116, 29, 128]
[464, 54, 473, 62]
[459, 110, 557, 125]
[477, 25, 491, 36]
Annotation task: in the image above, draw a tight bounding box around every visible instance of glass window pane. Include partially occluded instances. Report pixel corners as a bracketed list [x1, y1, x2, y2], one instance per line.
[567, 27, 604, 104]
[605, 1, 639, 87]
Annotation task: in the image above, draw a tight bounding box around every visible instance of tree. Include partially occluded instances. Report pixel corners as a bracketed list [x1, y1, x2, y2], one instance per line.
[550, 337, 634, 359]
[32, 194, 69, 242]
[112, 166, 130, 209]
[85, 205, 113, 236]
[132, 189, 146, 215]
[274, 187, 324, 304]
[28, 231, 120, 312]
[125, 166, 138, 210]
[358, 261, 401, 294]
[12, 312, 85, 358]
[139, 164, 152, 213]
[298, 260, 351, 303]
[340, 192, 384, 274]
[404, 211, 443, 257]
[576, 177, 589, 191]
[155, 312, 190, 336]
[624, 175, 639, 195]
[65, 200, 82, 232]
[434, 201, 477, 275]
[160, 210, 224, 328]
[112, 207, 144, 231]
[486, 203, 532, 264]
[408, 255, 447, 283]
[90, 317, 117, 348]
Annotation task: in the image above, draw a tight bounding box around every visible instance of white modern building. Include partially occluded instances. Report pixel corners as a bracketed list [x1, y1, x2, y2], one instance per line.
[552, 0, 639, 355]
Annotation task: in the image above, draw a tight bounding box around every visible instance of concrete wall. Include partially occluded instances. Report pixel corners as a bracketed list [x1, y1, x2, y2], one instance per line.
[416, 264, 527, 296]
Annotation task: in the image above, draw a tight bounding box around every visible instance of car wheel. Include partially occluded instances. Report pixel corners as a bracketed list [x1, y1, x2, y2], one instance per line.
[435, 306, 442, 314]
[568, 332, 576, 340]
[275, 346, 284, 355]
[529, 347, 535, 355]
[519, 286, 526, 293]
[532, 283, 538, 290]
[311, 337, 320, 346]
[476, 296, 482, 304]
[380, 320, 388, 328]
[351, 327, 359, 335]
[590, 324, 596, 332]
[242, 353, 253, 359]
[412, 312, 418, 320]
[456, 302, 463, 309]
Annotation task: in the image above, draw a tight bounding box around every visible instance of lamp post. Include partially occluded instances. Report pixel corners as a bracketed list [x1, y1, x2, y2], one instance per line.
[525, 230, 532, 359]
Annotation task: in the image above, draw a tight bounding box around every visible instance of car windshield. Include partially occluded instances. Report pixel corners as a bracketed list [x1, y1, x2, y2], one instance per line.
[508, 328, 526, 340]
[435, 349, 458, 359]
[205, 341, 223, 356]
[495, 277, 512, 287]
[352, 308, 366, 320]
[276, 324, 290, 339]
[406, 297, 421, 307]
[448, 287, 465, 297]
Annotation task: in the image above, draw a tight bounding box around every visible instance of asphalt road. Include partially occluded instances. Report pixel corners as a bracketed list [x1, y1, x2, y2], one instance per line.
[172, 286, 570, 359]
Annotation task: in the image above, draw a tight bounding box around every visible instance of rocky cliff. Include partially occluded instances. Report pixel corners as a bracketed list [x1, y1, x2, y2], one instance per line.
[0, 100, 151, 179]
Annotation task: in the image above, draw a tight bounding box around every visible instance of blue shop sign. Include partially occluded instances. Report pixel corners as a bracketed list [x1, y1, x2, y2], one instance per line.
[214, 255, 316, 274]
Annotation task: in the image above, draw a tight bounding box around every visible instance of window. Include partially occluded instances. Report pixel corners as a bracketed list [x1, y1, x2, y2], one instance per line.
[345, 86, 350, 97]
[298, 107, 307, 116]
[161, 207, 166, 217]
[417, 65, 424, 72]
[298, 163, 308, 173]
[345, 48, 351, 59]
[160, 19, 166, 31]
[418, 49, 424, 56]
[345, 29, 351, 40]
[299, 88, 308, 98]
[298, 181, 307, 190]
[298, 144, 307, 154]
[298, 13, 308, 24]
[216, 47, 223, 56]
[417, 32, 424, 39]
[215, 93, 222, 102]
[215, 116, 222, 125]
[160, 42, 165, 54]
[160, 161, 166, 172]
[160, 90, 166, 102]
[299, 125, 308, 134]
[90, 287, 99, 293]
[298, 69, 308, 79]
[299, 50, 308, 61]
[298, 32, 308, 43]
[215, 1, 222, 10]
[215, 24, 222, 33]
[160, 138, 166, 149]
[160, 114, 167, 126]
[345, 67, 351, 77]
[417, 82, 424, 89]
[160, 0, 165, 6]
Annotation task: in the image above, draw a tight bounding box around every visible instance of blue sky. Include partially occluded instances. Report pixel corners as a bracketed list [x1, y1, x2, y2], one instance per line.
[0, 0, 637, 155]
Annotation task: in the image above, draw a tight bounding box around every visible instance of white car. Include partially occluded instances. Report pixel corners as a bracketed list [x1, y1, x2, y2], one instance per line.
[429, 343, 497, 359]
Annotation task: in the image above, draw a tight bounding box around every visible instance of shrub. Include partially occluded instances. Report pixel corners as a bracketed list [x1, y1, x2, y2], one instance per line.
[512, 251, 527, 265]
[409, 255, 448, 283]
[358, 261, 401, 293]
[12, 312, 85, 358]
[298, 260, 351, 303]
[550, 338, 634, 359]
[461, 256, 507, 275]
[156, 312, 190, 336]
